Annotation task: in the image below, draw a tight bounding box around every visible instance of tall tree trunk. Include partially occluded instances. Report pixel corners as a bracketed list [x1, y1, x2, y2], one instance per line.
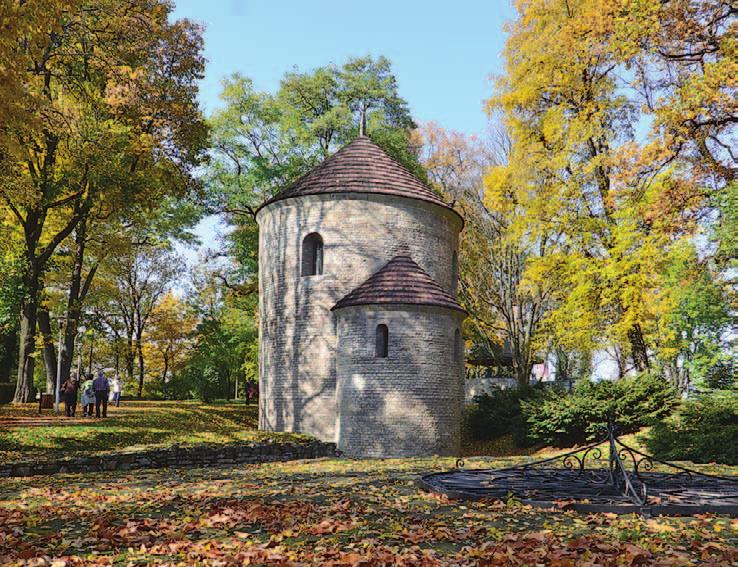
[37, 308, 57, 394]
[614, 347, 628, 379]
[61, 218, 97, 383]
[125, 332, 135, 384]
[628, 323, 650, 373]
[14, 271, 40, 403]
[114, 336, 120, 377]
[87, 332, 94, 375]
[136, 339, 145, 397]
[161, 348, 169, 383]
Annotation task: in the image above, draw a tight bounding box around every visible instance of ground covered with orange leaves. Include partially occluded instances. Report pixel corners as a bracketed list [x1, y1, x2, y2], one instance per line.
[1, 456, 736, 565]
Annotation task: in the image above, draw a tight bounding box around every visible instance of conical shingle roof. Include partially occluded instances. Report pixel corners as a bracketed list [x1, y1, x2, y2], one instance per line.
[332, 255, 466, 313]
[257, 136, 460, 219]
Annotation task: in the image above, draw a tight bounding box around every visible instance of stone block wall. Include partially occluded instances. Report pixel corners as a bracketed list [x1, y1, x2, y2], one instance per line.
[257, 193, 462, 443]
[334, 304, 465, 457]
[0, 440, 337, 478]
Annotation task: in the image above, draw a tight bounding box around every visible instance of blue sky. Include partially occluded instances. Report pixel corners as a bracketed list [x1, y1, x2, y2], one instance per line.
[172, 0, 515, 136]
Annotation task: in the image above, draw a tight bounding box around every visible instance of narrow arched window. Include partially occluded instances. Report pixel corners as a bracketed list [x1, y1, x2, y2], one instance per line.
[451, 251, 458, 288]
[454, 329, 462, 362]
[301, 233, 323, 276]
[375, 324, 388, 358]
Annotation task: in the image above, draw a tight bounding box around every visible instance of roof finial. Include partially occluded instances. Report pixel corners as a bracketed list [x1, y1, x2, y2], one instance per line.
[359, 107, 366, 137]
[395, 243, 411, 256]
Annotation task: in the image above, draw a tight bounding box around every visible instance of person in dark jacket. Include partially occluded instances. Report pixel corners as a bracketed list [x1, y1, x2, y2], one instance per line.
[61, 373, 79, 417]
[93, 370, 110, 418]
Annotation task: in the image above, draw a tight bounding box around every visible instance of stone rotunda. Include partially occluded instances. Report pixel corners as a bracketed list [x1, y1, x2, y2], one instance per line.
[256, 135, 466, 457]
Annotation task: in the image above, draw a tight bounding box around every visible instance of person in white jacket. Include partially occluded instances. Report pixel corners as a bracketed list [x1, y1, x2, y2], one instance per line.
[110, 376, 122, 407]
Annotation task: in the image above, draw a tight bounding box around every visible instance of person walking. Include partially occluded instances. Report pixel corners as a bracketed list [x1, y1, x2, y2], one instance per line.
[110, 375, 122, 407]
[246, 381, 258, 404]
[60, 373, 79, 417]
[81, 374, 95, 417]
[93, 370, 110, 418]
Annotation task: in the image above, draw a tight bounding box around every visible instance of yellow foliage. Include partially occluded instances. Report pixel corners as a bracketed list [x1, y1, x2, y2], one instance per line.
[486, 0, 731, 366]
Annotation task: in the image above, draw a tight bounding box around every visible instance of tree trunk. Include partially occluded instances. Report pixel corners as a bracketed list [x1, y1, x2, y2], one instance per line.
[61, 218, 95, 383]
[125, 332, 135, 384]
[627, 323, 650, 373]
[114, 338, 120, 377]
[14, 272, 40, 403]
[87, 331, 94, 375]
[515, 362, 533, 386]
[137, 339, 145, 397]
[37, 308, 57, 394]
[161, 349, 169, 383]
[509, 334, 533, 386]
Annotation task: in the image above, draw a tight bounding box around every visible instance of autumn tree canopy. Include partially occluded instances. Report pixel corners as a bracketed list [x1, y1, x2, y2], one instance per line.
[484, 0, 734, 380]
[0, 0, 207, 401]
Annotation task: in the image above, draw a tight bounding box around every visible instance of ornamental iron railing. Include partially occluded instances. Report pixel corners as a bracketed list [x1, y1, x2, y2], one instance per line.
[423, 421, 738, 515]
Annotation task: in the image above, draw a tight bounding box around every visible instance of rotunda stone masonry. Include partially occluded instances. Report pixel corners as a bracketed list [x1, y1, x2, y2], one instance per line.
[256, 135, 466, 457]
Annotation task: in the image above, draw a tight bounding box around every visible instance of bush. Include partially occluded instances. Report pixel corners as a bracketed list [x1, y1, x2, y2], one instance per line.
[704, 360, 735, 390]
[644, 391, 738, 465]
[463, 385, 545, 447]
[522, 373, 679, 447]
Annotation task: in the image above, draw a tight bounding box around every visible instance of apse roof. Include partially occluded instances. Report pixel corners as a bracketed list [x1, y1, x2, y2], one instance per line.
[332, 255, 466, 314]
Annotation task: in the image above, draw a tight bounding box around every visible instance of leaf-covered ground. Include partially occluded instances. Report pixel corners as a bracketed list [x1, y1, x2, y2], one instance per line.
[0, 402, 308, 462]
[1, 456, 736, 565]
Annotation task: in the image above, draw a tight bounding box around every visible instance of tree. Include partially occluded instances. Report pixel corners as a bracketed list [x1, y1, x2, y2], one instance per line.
[168, 269, 258, 401]
[0, 214, 23, 384]
[91, 244, 180, 397]
[0, 0, 206, 401]
[486, 0, 733, 375]
[57, 195, 203, 390]
[626, 0, 736, 185]
[415, 122, 558, 385]
[0, 0, 77, 150]
[655, 241, 731, 391]
[144, 292, 196, 384]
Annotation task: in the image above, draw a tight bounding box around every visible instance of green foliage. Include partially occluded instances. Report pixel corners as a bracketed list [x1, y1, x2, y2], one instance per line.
[0, 383, 14, 404]
[645, 391, 738, 465]
[0, 250, 22, 383]
[463, 386, 545, 446]
[710, 185, 737, 272]
[0, 252, 23, 334]
[164, 290, 258, 401]
[704, 360, 735, 390]
[657, 241, 731, 386]
[523, 374, 679, 446]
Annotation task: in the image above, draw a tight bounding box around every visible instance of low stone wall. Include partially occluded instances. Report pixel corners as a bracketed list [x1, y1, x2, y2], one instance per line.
[0, 440, 338, 478]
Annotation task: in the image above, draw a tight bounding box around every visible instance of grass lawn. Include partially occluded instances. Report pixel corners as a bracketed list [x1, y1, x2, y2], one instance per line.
[0, 401, 309, 462]
[0, 456, 735, 565]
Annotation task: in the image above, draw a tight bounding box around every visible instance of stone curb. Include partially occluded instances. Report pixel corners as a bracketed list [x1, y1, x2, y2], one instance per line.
[0, 440, 338, 478]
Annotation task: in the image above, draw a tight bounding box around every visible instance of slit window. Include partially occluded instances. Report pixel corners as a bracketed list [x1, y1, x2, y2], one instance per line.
[301, 233, 323, 276]
[375, 324, 388, 358]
